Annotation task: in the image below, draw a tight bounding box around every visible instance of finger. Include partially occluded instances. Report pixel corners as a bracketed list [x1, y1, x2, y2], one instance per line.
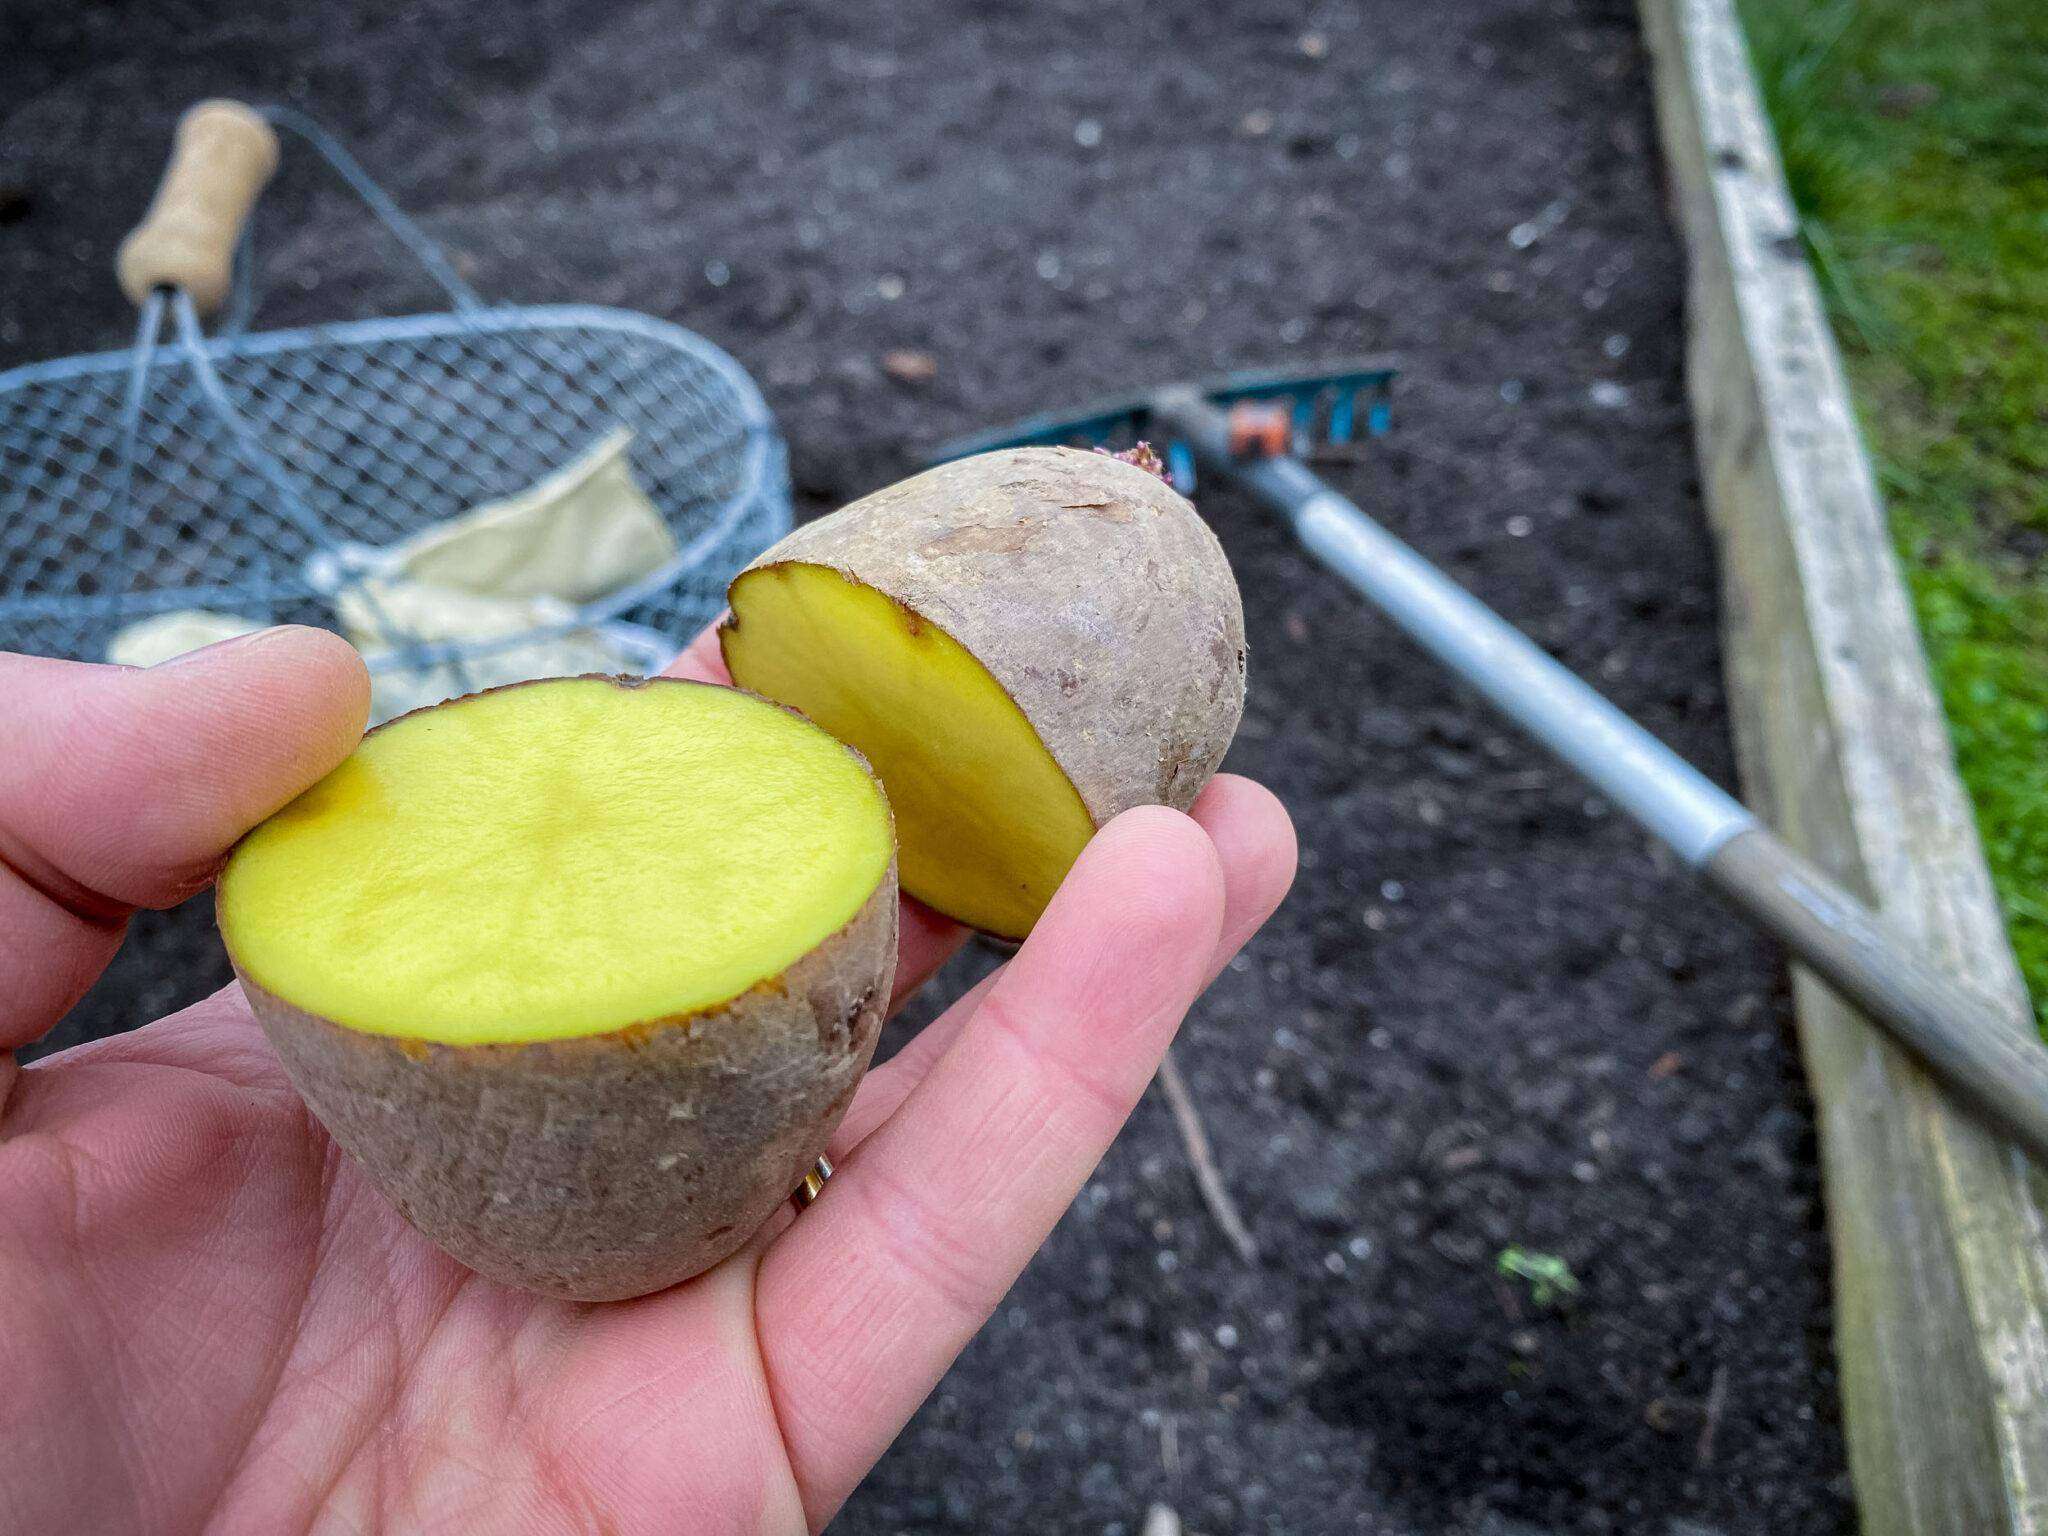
[826, 970, 1002, 1158]
[663, 614, 969, 1009]
[829, 773, 1296, 1152]
[0, 630, 370, 1051]
[886, 895, 967, 1012]
[661, 618, 733, 685]
[757, 806, 1226, 1522]
[1182, 773, 1300, 966]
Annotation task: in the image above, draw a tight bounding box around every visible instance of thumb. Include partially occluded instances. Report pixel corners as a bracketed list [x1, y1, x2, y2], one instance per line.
[0, 627, 370, 1053]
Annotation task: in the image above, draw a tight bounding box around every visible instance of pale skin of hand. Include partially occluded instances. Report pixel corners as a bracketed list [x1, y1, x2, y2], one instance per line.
[0, 625, 1297, 1536]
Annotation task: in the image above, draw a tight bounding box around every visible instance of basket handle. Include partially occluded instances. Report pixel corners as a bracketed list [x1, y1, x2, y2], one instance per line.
[116, 100, 279, 315]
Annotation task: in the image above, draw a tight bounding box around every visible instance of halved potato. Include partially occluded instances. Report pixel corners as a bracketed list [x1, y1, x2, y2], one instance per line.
[218, 675, 896, 1300]
[722, 446, 1245, 938]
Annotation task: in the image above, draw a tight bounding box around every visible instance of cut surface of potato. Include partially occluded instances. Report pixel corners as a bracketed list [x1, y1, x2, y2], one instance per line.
[722, 561, 1095, 937]
[721, 447, 1246, 939]
[219, 675, 893, 1046]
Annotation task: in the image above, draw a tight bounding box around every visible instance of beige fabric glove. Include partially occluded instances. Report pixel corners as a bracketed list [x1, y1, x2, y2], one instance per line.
[379, 427, 677, 602]
[334, 579, 644, 723]
[105, 430, 680, 723]
[106, 610, 265, 668]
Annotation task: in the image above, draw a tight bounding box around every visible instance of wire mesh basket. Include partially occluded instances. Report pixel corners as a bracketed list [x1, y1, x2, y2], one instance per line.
[0, 102, 789, 696]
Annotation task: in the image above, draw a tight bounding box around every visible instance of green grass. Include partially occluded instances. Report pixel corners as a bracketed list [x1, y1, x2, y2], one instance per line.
[1737, 0, 2048, 1031]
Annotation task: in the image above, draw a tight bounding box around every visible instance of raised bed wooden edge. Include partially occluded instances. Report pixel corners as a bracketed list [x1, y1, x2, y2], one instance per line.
[1636, 0, 2048, 1529]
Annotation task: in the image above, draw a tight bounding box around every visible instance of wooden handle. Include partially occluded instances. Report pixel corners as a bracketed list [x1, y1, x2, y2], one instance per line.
[1705, 826, 2048, 1165]
[116, 100, 279, 314]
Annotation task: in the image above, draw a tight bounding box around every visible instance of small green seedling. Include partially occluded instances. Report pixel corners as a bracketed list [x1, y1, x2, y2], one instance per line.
[1497, 1247, 1581, 1309]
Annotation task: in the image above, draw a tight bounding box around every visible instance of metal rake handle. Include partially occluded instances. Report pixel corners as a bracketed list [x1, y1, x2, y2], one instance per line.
[1149, 387, 2048, 1166]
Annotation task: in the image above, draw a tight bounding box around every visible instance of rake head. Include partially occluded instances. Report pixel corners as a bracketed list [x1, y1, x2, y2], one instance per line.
[932, 359, 1398, 491]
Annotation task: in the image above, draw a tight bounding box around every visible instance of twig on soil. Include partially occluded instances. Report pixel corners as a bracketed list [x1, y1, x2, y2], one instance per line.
[1142, 1503, 1183, 1536]
[1697, 1364, 1730, 1468]
[1155, 1046, 1259, 1266]
[1160, 1413, 1180, 1476]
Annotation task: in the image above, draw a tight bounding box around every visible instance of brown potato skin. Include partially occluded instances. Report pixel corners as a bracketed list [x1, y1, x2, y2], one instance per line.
[722, 446, 1247, 829]
[223, 676, 899, 1302]
[233, 871, 895, 1301]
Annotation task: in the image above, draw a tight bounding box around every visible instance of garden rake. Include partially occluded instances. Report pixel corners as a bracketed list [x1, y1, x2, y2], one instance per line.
[940, 365, 2048, 1164]
[0, 100, 789, 707]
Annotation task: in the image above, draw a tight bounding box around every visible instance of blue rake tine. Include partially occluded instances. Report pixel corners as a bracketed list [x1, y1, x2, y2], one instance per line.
[1328, 389, 1357, 445]
[1368, 383, 1393, 436]
[926, 358, 1401, 469]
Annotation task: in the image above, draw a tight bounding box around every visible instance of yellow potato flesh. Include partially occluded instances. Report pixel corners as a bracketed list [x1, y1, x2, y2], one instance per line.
[722, 562, 1095, 938]
[217, 677, 892, 1046]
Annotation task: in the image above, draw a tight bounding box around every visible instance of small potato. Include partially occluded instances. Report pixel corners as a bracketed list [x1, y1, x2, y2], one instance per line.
[217, 675, 897, 1301]
[721, 446, 1246, 938]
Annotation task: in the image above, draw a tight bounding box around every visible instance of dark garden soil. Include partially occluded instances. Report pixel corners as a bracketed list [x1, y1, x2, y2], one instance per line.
[3, 1, 1855, 1530]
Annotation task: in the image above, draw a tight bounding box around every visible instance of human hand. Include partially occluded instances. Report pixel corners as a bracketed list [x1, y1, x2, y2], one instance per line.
[1, 625, 1295, 1534]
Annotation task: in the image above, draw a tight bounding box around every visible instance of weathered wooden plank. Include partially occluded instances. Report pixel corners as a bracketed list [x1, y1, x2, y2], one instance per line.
[1636, 0, 2048, 1530]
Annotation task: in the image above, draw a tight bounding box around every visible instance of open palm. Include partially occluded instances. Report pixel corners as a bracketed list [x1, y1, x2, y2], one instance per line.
[0, 625, 1296, 1535]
